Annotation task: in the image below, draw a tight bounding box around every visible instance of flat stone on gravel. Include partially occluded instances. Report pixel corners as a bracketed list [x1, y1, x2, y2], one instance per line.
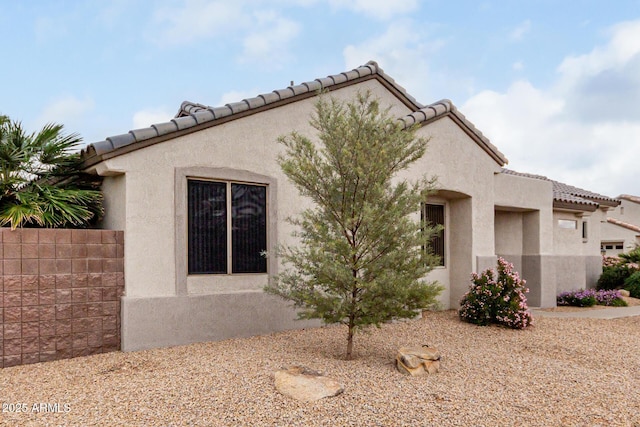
[274, 366, 344, 402]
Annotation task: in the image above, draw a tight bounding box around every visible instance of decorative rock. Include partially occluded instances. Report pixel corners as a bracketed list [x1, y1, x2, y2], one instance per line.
[396, 346, 441, 376]
[274, 366, 344, 402]
[619, 289, 631, 297]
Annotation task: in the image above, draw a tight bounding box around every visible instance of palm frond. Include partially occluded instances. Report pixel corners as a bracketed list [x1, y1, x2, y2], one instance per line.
[0, 199, 44, 229]
[35, 185, 103, 227]
[0, 116, 102, 229]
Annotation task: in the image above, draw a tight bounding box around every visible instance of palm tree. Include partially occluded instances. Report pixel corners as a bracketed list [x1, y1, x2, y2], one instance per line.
[0, 115, 103, 229]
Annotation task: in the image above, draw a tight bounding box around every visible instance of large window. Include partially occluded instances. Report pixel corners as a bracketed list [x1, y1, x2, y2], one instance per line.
[188, 180, 267, 274]
[422, 203, 445, 267]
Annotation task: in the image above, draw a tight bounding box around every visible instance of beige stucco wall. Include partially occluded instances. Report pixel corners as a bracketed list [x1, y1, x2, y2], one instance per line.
[98, 80, 429, 350]
[96, 77, 589, 348]
[100, 174, 126, 231]
[400, 116, 503, 307]
[492, 173, 556, 307]
[551, 209, 606, 293]
[99, 79, 411, 300]
[493, 173, 554, 254]
[602, 199, 640, 254]
[552, 210, 605, 256]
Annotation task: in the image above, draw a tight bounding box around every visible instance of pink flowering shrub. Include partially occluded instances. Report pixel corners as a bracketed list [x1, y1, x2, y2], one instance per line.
[602, 255, 621, 268]
[459, 258, 533, 329]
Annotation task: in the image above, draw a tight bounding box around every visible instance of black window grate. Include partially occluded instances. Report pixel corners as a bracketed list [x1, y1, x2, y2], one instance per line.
[423, 203, 445, 266]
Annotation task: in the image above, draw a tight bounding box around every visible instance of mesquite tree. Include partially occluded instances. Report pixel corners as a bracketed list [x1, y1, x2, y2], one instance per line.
[265, 91, 443, 359]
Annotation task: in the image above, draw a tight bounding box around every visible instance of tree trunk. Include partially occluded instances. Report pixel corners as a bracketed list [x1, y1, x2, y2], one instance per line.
[346, 323, 354, 360]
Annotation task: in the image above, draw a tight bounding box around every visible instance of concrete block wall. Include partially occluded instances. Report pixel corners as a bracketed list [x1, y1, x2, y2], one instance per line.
[1, 229, 124, 368]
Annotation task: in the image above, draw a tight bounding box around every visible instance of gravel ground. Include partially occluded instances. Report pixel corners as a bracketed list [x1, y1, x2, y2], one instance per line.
[1, 310, 639, 427]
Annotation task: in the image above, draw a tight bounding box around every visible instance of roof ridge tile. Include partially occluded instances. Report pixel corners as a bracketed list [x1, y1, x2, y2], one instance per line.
[607, 217, 640, 233]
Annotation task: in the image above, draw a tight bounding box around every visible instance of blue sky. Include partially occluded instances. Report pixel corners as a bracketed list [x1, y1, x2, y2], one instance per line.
[2, 0, 640, 196]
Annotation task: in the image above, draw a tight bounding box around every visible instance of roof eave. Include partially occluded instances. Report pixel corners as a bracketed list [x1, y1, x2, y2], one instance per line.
[553, 200, 598, 212]
[81, 62, 425, 171]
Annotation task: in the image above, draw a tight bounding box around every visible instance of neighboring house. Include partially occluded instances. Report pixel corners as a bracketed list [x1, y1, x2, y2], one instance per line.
[500, 170, 620, 293]
[79, 61, 618, 352]
[601, 194, 640, 255]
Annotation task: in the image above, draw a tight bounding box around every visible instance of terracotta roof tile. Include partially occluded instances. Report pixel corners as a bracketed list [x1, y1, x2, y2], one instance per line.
[130, 127, 159, 141]
[107, 133, 136, 149]
[258, 92, 280, 105]
[245, 96, 266, 109]
[607, 217, 640, 233]
[173, 115, 197, 130]
[501, 169, 620, 211]
[399, 100, 507, 165]
[80, 61, 503, 167]
[618, 194, 640, 204]
[153, 121, 178, 136]
[303, 80, 322, 92]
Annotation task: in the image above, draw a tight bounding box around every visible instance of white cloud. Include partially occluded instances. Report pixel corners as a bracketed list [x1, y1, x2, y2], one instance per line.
[148, 0, 248, 46]
[343, 20, 449, 104]
[512, 61, 524, 71]
[147, 1, 302, 63]
[509, 20, 531, 41]
[37, 96, 94, 126]
[239, 11, 301, 66]
[31, 96, 95, 144]
[132, 108, 174, 129]
[217, 90, 261, 106]
[462, 20, 640, 196]
[556, 19, 640, 122]
[328, 0, 419, 20]
[34, 16, 69, 44]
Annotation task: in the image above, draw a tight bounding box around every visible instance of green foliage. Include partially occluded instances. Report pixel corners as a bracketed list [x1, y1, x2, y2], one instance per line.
[265, 91, 443, 359]
[458, 258, 533, 329]
[597, 264, 636, 290]
[624, 271, 640, 298]
[607, 297, 629, 307]
[619, 246, 640, 265]
[0, 116, 103, 229]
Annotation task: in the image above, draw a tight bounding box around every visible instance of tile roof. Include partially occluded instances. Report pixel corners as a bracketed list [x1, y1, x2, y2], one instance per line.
[80, 61, 507, 168]
[607, 217, 640, 233]
[618, 194, 640, 204]
[501, 169, 620, 211]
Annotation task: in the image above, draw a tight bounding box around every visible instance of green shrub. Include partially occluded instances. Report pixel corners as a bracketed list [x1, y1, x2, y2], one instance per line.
[597, 265, 633, 290]
[624, 271, 640, 298]
[607, 297, 629, 307]
[556, 289, 596, 307]
[459, 258, 533, 329]
[619, 246, 640, 264]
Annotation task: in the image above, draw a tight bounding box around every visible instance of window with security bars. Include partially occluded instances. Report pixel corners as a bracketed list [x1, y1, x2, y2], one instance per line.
[422, 203, 445, 266]
[188, 180, 267, 274]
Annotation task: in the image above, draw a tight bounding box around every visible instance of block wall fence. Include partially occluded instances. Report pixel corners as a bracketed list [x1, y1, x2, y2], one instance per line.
[0, 228, 124, 368]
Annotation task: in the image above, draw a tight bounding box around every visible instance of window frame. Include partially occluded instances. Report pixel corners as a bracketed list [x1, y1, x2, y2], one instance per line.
[175, 167, 277, 296]
[558, 219, 577, 229]
[187, 179, 268, 275]
[422, 202, 446, 267]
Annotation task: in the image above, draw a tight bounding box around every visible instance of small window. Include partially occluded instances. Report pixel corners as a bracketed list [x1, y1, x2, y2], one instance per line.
[422, 203, 445, 266]
[582, 221, 588, 240]
[188, 180, 267, 274]
[605, 245, 614, 250]
[558, 219, 577, 229]
[615, 244, 624, 250]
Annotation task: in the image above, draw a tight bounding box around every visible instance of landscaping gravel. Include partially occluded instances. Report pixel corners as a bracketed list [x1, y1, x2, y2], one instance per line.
[1, 310, 639, 426]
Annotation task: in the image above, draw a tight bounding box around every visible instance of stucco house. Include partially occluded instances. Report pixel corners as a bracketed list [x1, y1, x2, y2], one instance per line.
[601, 194, 640, 255]
[79, 61, 618, 352]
